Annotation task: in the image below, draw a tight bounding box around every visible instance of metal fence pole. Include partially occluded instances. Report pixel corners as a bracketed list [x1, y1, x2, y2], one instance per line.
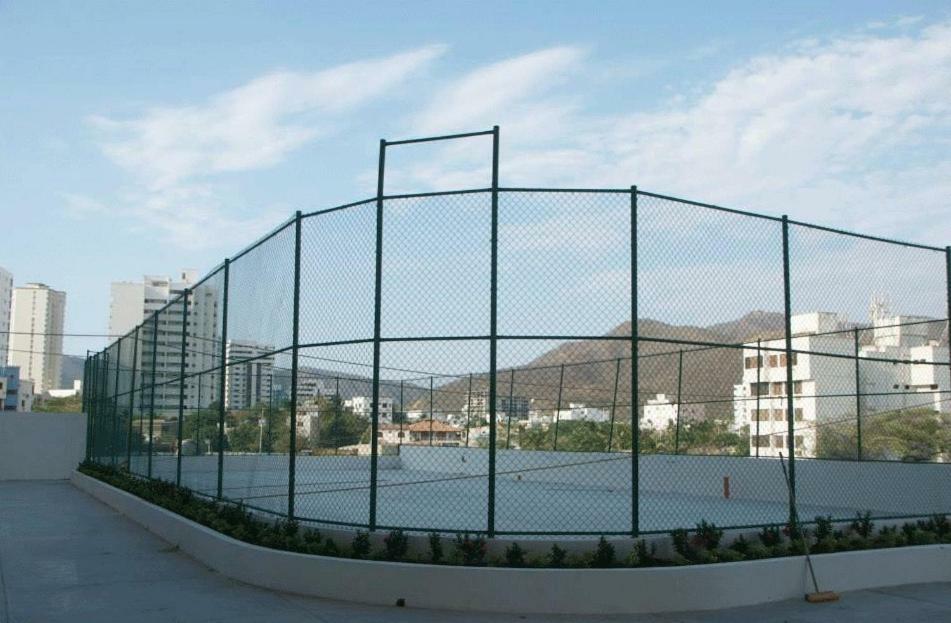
[755, 339, 761, 459]
[488, 124, 500, 537]
[630, 185, 640, 537]
[553, 363, 565, 451]
[85, 353, 94, 461]
[945, 247, 951, 427]
[854, 328, 862, 461]
[148, 313, 158, 479]
[674, 349, 683, 454]
[465, 373, 473, 446]
[369, 139, 386, 531]
[607, 358, 620, 452]
[176, 289, 190, 486]
[399, 379, 404, 449]
[505, 368, 515, 449]
[781, 215, 797, 529]
[216, 260, 230, 498]
[126, 326, 139, 468]
[111, 338, 122, 466]
[83, 352, 92, 461]
[428, 376, 434, 447]
[289, 211, 303, 520]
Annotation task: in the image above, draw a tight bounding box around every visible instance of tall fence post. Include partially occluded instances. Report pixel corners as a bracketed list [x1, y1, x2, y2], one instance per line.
[369, 140, 386, 532]
[945, 247, 951, 421]
[854, 328, 862, 461]
[288, 211, 302, 520]
[505, 368, 515, 449]
[755, 339, 761, 459]
[100, 351, 109, 463]
[488, 124, 500, 538]
[674, 349, 683, 454]
[83, 352, 92, 460]
[126, 326, 139, 469]
[147, 313, 158, 479]
[176, 289, 190, 486]
[630, 185, 640, 537]
[428, 376, 434, 447]
[553, 363, 565, 451]
[465, 373, 473, 446]
[216, 260, 229, 499]
[781, 215, 797, 530]
[607, 358, 620, 452]
[111, 338, 122, 466]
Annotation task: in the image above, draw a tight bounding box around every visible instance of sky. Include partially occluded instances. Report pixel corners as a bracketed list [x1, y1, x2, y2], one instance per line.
[1, 0, 950, 361]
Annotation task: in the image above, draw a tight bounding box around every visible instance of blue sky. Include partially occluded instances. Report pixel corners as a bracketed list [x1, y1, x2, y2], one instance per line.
[1, 1, 950, 360]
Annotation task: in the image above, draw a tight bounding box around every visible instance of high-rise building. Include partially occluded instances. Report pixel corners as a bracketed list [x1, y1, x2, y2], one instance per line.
[108, 270, 219, 416]
[8, 283, 66, 394]
[0, 266, 12, 364]
[224, 340, 274, 410]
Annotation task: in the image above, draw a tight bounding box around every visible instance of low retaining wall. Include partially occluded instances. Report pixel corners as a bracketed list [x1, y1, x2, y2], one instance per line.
[0, 412, 86, 480]
[71, 469, 951, 615]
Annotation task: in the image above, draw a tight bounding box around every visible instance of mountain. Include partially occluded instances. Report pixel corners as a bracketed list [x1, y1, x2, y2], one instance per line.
[407, 312, 787, 420]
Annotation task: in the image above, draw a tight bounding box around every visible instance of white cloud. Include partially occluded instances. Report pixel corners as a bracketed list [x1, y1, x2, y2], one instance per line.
[404, 22, 951, 245]
[84, 46, 445, 247]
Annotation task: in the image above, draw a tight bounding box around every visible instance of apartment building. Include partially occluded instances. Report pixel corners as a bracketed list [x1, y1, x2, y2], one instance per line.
[0, 366, 34, 411]
[461, 389, 530, 422]
[224, 340, 274, 410]
[344, 395, 393, 424]
[8, 283, 66, 394]
[643, 393, 706, 431]
[0, 266, 12, 363]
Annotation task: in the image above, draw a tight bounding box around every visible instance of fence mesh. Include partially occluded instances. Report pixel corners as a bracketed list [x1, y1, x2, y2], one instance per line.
[85, 148, 951, 538]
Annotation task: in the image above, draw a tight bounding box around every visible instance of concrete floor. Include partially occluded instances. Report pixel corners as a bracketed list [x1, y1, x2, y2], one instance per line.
[0, 481, 949, 623]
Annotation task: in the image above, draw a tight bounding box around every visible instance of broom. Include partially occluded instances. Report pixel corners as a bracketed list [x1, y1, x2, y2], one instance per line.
[778, 452, 840, 604]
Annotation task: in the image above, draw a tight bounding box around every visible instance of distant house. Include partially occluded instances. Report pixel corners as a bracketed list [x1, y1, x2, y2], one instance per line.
[643, 394, 705, 431]
[406, 420, 463, 446]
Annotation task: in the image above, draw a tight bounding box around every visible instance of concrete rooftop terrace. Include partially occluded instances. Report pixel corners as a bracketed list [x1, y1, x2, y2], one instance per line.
[1, 480, 950, 623]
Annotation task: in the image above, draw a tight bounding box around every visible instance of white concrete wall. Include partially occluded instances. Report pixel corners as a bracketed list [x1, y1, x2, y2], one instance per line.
[0, 412, 86, 480]
[71, 470, 951, 615]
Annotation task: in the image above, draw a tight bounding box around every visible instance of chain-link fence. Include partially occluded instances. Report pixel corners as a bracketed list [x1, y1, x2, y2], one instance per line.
[83, 128, 951, 537]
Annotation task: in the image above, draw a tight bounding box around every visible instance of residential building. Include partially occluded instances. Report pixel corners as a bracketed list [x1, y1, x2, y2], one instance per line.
[296, 400, 323, 439]
[0, 266, 12, 363]
[344, 395, 393, 424]
[224, 341, 274, 410]
[109, 270, 219, 416]
[555, 402, 610, 423]
[406, 419, 463, 446]
[376, 423, 407, 446]
[643, 393, 706, 431]
[8, 283, 66, 394]
[461, 389, 530, 422]
[0, 366, 34, 411]
[734, 309, 949, 458]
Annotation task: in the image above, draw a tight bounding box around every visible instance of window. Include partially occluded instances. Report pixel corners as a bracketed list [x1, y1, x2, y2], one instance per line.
[795, 435, 805, 449]
[745, 356, 763, 370]
[771, 382, 784, 396]
[793, 381, 803, 395]
[768, 355, 779, 367]
[750, 382, 769, 397]
[754, 435, 770, 448]
[771, 435, 785, 448]
[779, 353, 799, 367]
[794, 408, 803, 421]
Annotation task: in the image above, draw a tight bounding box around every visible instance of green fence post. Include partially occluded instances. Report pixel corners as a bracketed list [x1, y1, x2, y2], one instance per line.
[465, 373, 473, 446]
[126, 326, 139, 469]
[487, 124, 500, 537]
[674, 349, 683, 454]
[781, 215, 797, 530]
[369, 138, 387, 532]
[630, 185, 640, 537]
[289, 211, 302, 520]
[428, 376, 434, 447]
[176, 289, 190, 486]
[82, 352, 91, 460]
[217, 260, 230, 498]
[854, 328, 862, 461]
[505, 368, 515, 449]
[945, 248, 951, 426]
[755, 339, 761, 458]
[147, 313, 158, 479]
[111, 338, 122, 467]
[607, 358, 620, 452]
[552, 363, 565, 451]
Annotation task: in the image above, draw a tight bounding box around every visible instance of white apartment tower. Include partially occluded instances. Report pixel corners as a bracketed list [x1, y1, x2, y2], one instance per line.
[0, 266, 12, 363]
[224, 340, 274, 410]
[8, 283, 66, 394]
[109, 270, 219, 415]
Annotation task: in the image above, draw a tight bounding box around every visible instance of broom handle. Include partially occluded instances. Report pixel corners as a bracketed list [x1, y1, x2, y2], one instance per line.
[779, 452, 820, 595]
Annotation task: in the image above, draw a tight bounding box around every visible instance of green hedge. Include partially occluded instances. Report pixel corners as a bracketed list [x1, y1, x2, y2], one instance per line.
[79, 461, 951, 568]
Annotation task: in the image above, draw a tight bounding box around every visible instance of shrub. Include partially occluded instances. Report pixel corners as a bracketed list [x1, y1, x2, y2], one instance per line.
[454, 533, 487, 566]
[629, 539, 654, 567]
[746, 543, 771, 559]
[321, 539, 339, 556]
[670, 529, 690, 557]
[350, 531, 371, 559]
[814, 515, 834, 541]
[850, 511, 874, 538]
[590, 536, 616, 568]
[758, 525, 782, 547]
[729, 535, 750, 555]
[717, 548, 744, 562]
[428, 533, 444, 564]
[695, 520, 723, 550]
[382, 530, 408, 561]
[548, 544, 567, 568]
[504, 543, 526, 567]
